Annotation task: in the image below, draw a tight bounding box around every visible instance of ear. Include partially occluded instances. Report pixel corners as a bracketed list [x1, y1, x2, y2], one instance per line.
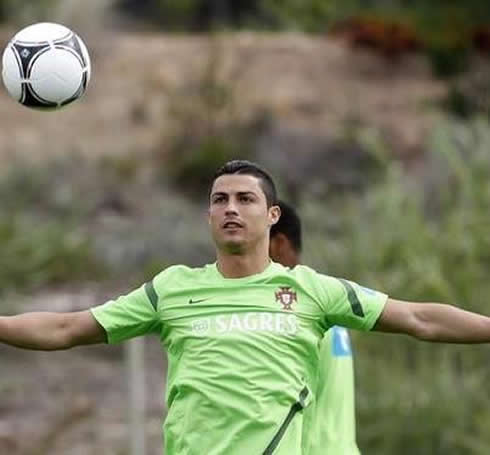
[269, 204, 281, 227]
[206, 208, 211, 225]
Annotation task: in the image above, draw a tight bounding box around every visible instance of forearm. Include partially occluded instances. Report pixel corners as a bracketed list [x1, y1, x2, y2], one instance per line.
[376, 299, 490, 343]
[0, 312, 74, 350]
[414, 303, 490, 343]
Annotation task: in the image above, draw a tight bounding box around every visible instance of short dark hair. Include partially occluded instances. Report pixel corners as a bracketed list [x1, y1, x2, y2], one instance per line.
[270, 200, 302, 253]
[211, 160, 278, 207]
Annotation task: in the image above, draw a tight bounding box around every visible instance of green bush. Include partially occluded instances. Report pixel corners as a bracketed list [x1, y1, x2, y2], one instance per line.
[0, 0, 59, 24]
[113, 0, 489, 79]
[114, 1, 490, 34]
[161, 42, 258, 197]
[0, 216, 103, 292]
[0, 158, 108, 295]
[301, 116, 490, 453]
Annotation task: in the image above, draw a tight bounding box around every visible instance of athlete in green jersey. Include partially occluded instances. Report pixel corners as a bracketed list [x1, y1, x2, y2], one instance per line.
[92, 260, 382, 454]
[3, 160, 490, 455]
[269, 201, 360, 454]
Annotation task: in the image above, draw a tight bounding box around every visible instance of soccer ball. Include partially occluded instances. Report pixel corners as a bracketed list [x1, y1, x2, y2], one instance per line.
[1, 22, 91, 110]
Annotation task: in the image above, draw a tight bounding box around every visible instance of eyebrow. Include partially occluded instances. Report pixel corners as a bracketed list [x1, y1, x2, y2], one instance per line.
[211, 191, 258, 198]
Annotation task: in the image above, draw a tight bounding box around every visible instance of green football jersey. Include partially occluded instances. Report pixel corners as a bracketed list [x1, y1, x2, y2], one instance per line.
[91, 262, 387, 455]
[305, 326, 360, 455]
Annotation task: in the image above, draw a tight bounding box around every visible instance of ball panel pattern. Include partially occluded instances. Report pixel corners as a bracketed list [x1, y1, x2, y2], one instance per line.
[12, 43, 51, 79]
[2, 45, 23, 100]
[13, 22, 72, 43]
[1, 22, 91, 110]
[21, 82, 58, 108]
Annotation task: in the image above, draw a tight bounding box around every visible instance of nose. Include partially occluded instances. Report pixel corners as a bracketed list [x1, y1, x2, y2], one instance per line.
[225, 199, 239, 215]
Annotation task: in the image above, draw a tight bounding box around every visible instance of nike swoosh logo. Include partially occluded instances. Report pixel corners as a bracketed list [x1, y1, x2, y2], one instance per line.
[188, 298, 210, 304]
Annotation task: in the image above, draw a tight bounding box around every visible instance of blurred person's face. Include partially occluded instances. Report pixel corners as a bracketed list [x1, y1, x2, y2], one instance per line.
[269, 233, 299, 268]
[208, 174, 279, 254]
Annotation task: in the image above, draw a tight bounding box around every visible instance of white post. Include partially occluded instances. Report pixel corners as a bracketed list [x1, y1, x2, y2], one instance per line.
[125, 337, 146, 455]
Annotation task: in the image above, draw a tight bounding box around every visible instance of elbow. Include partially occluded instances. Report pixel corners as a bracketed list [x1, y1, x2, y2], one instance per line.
[409, 312, 437, 342]
[53, 315, 78, 350]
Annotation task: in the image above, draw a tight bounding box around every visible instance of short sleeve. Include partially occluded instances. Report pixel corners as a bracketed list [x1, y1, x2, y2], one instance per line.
[91, 281, 159, 344]
[317, 275, 387, 331]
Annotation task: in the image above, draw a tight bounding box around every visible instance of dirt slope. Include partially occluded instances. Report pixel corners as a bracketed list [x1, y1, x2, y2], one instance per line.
[0, 31, 446, 164]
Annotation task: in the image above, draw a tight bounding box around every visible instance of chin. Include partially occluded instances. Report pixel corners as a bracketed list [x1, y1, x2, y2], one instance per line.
[222, 239, 246, 255]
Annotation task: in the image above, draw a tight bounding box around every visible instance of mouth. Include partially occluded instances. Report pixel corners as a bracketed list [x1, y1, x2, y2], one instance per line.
[222, 221, 243, 229]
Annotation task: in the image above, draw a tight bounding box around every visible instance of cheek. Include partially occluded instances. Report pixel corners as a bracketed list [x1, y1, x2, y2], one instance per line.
[251, 213, 270, 232]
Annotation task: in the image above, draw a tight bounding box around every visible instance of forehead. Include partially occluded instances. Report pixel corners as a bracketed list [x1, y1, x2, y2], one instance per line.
[211, 174, 265, 198]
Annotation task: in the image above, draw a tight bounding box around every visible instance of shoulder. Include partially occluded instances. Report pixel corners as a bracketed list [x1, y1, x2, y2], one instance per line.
[285, 265, 355, 303]
[287, 264, 337, 288]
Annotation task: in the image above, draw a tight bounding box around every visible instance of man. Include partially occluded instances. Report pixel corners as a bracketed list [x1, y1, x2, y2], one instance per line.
[269, 200, 360, 455]
[2, 159, 490, 455]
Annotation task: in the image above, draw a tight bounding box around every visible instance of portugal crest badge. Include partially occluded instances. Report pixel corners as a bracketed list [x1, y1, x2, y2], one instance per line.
[275, 287, 297, 311]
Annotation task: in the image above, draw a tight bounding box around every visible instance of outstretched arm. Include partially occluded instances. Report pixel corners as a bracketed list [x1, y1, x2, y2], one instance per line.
[374, 298, 490, 343]
[0, 310, 107, 350]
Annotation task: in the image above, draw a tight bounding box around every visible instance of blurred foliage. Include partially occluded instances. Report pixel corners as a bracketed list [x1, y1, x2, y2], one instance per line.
[442, 75, 490, 120]
[0, 0, 59, 24]
[0, 216, 101, 292]
[0, 154, 214, 297]
[159, 40, 261, 197]
[114, 0, 489, 32]
[305, 117, 490, 311]
[0, 156, 141, 294]
[116, 0, 262, 30]
[0, 1, 487, 79]
[167, 134, 252, 195]
[302, 116, 490, 453]
[162, 36, 388, 200]
[0, 160, 105, 294]
[114, 0, 489, 79]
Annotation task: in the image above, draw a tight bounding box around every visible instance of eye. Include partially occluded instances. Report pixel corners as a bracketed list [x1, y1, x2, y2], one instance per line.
[240, 194, 254, 203]
[212, 195, 226, 204]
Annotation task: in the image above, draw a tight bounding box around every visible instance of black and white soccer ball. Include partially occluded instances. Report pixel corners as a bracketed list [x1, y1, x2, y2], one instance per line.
[1, 22, 91, 110]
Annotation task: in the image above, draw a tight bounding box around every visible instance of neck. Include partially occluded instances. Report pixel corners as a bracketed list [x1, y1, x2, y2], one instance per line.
[216, 248, 271, 279]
